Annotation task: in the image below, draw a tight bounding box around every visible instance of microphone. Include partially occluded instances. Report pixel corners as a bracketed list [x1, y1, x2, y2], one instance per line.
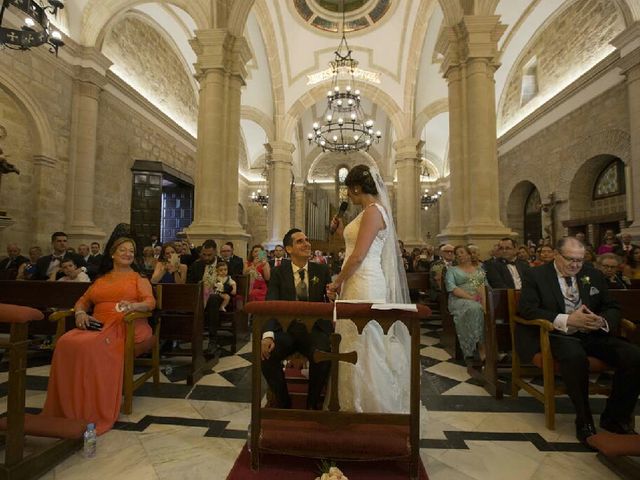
[330, 201, 349, 234]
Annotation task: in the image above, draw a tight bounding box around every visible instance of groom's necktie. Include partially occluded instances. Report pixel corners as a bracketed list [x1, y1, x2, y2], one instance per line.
[296, 268, 308, 301]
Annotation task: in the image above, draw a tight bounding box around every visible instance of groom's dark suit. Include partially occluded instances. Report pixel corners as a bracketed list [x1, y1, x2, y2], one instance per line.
[262, 261, 333, 409]
[518, 262, 640, 426]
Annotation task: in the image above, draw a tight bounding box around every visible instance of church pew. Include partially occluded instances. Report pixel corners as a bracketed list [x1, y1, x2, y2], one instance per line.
[246, 301, 430, 480]
[609, 289, 640, 345]
[405, 272, 430, 305]
[218, 274, 250, 353]
[0, 304, 85, 480]
[439, 273, 462, 359]
[0, 281, 90, 340]
[466, 288, 511, 399]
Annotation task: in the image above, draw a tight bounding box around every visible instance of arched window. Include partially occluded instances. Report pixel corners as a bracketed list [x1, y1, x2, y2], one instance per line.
[520, 57, 538, 106]
[523, 187, 542, 244]
[593, 159, 625, 199]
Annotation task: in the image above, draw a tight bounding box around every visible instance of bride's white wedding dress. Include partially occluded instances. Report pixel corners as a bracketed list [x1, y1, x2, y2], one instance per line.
[335, 203, 411, 413]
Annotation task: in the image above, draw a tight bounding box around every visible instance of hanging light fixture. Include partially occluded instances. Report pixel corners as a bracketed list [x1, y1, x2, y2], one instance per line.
[0, 0, 65, 56]
[421, 188, 442, 211]
[249, 160, 269, 209]
[308, 1, 381, 154]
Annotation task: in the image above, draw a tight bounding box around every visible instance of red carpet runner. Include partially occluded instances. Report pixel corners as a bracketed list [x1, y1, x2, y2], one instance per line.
[227, 444, 429, 479]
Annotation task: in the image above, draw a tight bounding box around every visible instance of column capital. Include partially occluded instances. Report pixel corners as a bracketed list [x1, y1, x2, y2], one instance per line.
[439, 15, 506, 76]
[393, 138, 424, 161]
[73, 66, 107, 99]
[265, 141, 296, 159]
[190, 29, 251, 82]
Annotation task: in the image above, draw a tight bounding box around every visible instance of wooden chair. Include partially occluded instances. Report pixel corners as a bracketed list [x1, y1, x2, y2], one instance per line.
[507, 289, 636, 430]
[0, 303, 86, 480]
[439, 271, 463, 359]
[218, 274, 250, 353]
[155, 282, 217, 385]
[405, 272, 430, 305]
[466, 288, 511, 399]
[49, 310, 161, 415]
[245, 301, 430, 480]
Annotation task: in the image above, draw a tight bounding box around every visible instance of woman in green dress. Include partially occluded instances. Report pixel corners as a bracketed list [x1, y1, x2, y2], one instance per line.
[445, 245, 487, 362]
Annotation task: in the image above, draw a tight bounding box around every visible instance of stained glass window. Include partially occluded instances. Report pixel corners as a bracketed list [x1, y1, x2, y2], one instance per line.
[594, 159, 624, 199]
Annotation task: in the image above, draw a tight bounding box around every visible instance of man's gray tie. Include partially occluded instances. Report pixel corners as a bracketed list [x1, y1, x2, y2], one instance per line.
[296, 268, 308, 301]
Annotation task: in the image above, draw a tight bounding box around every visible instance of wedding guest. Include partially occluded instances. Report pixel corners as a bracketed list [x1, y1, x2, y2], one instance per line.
[245, 244, 270, 302]
[0, 243, 28, 279]
[16, 246, 42, 280]
[532, 245, 554, 266]
[32, 232, 86, 281]
[597, 253, 630, 290]
[140, 246, 157, 278]
[153, 245, 162, 259]
[220, 242, 244, 276]
[151, 242, 187, 284]
[55, 258, 90, 282]
[211, 261, 236, 312]
[445, 245, 487, 364]
[269, 244, 288, 269]
[41, 236, 155, 434]
[622, 246, 640, 280]
[467, 244, 483, 268]
[597, 229, 617, 255]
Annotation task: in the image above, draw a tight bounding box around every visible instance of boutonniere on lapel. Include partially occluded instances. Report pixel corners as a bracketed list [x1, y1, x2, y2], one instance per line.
[580, 276, 591, 286]
[311, 276, 320, 285]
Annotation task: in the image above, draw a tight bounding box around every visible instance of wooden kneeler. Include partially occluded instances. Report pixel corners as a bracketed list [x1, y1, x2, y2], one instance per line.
[0, 303, 85, 480]
[245, 301, 430, 480]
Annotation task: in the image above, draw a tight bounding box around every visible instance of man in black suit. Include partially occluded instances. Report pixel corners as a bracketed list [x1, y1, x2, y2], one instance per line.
[187, 239, 223, 356]
[485, 237, 530, 289]
[268, 244, 288, 270]
[261, 228, 334, 410]
[518, 237, 640, 446]
[32, 232, 86, 281]
[0, 243, 28, 280]
[220, 242, 244, 276]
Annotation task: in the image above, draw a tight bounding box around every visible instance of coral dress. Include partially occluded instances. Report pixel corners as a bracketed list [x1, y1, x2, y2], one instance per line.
[248, 262, 268, 302]
[42, 271, 154, 434]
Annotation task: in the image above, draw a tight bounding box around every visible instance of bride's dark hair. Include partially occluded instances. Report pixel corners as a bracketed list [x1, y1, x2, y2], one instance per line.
[344, 164, 378, 195]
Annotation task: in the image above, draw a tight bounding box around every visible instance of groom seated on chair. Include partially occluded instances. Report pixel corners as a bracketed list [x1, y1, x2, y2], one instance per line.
[261, 228, 334, 410]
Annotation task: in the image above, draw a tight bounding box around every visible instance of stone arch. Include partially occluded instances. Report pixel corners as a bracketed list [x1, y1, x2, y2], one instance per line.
[228, 0, 256, 37]
[506, 180, 542, 243]
[282, 83, 407, 146]
[0, 71, 57, 160]
[241, 106, 275, 142]
[414, 98, 449, 138]
[568, 154, 626, 220]
[619, 0, 640, 23]
[306, 150, 378, 184]
[80, 0, 207, 47]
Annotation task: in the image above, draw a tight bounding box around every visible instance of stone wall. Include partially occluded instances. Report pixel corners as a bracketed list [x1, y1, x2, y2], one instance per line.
[498, 0, 625, 130]
[499, 82, 630, 241]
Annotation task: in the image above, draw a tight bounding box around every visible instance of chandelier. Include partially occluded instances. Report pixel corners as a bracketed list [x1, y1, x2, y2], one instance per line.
[307, 4, 381, 153]
[421, 189, 441, 211]
[250, 161, 269, 209]
[0, 0, 65, 55]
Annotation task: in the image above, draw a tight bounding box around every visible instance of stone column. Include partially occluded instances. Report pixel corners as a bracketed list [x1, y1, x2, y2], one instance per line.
[394, 138, 423, 247]
[613, 22, 640, 240]
[293, 184, 306, 231]
[265, 141, 295, 248]
[185, 29, 251, 250]
[65, 66, 107, 242]
[437, 15, 512, 251]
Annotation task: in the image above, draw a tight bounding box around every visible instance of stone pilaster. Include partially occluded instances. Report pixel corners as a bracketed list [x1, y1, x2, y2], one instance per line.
[437, 15, 512, 251]
[613, 22, 640, 240]
[394, 138, 423, 247]
[66, 65, 108, 243]
[265, 141, 295, 248]
[185, 29, 251, 248]
[293, 184, 306, 232]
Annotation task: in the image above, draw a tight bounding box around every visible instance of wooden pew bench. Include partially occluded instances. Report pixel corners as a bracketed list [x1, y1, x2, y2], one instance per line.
[0, 303, 85, 480]
[245, 301, 430, 480]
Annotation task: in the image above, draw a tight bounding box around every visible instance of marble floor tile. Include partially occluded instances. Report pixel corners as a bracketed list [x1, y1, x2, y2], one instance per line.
[426, 362, 471, 382]
[189, 399, 251, 423]
[194, 372, 236, 387]
[119, 397, 203, 424]
[421, 346, 452, 361]
[530, 451, 619, 479]
[213, 355, 251, 373]
[442, 382, 491, 396]
[421, 335, 440, 346]
[421, 451, 478, 480]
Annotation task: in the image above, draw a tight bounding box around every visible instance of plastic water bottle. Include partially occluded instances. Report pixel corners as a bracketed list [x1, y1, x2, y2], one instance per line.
[83, 423, 97, 458]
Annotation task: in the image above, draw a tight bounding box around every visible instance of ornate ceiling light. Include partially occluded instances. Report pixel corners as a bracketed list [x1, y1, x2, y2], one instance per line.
[0, 0, 65, 55]
[308, 2, 381, 153]
[421, 188, 441, 211]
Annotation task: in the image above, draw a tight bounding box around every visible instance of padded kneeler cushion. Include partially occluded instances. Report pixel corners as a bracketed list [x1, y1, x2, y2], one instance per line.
[0, 303, 44, 324]
[0, 414, 86, 439]
[532, 353, 610, 373]
[260, 419, 410, 460]
[587, 432, 640, 457]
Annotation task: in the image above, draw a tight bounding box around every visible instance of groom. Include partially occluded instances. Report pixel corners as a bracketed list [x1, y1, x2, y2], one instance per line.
[261, 228, 334, 409]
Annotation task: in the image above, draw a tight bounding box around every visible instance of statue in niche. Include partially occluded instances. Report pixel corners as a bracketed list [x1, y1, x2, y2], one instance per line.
[540, 192, 564, 244]
[0, 147, 20, 214]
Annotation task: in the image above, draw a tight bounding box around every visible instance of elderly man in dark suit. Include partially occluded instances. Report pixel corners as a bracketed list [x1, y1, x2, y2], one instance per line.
[261, 228, 334, 410]
[518, 237, 640, 447]
[32, 232, 86, 281]
[219, 241, 244, 276]
[0, 243, 28, 279]
[485, 237, 530, 289]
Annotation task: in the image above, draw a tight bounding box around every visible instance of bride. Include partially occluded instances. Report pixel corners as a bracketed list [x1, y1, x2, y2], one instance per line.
[327, 164, 411, 413]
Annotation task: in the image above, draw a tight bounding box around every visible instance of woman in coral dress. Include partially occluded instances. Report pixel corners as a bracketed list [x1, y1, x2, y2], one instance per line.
[245, 244, 271, 302]
[42, 237, 155, 435]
